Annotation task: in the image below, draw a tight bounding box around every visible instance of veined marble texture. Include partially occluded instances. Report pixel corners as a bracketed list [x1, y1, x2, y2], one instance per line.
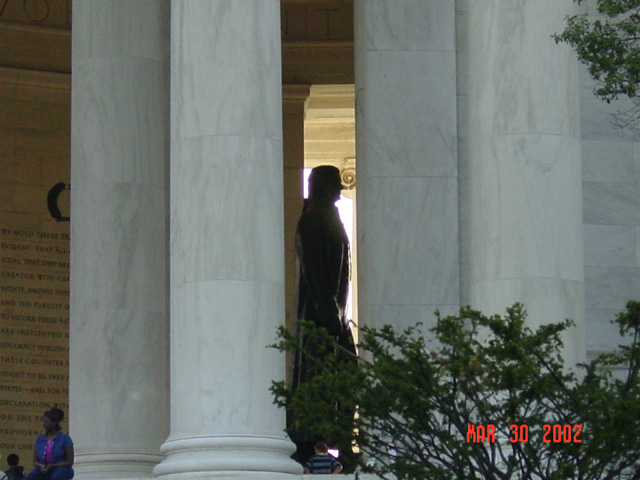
[461, 1, 580, 138]
[169, 279, 285, 436]
[170, 135, 284, 285]
[465, 134, 583, 283]
[577, 12, 640, 352]
[360, 304, 461, 342]
[71, 57, 167, 186]
[585, 265, 640, 354]
[586, 307, 633, 353]
[582, 140, 634, 183]
[72, 0, 168, 61]
[584, 225, 636, 267]
[355, 1, 457, 179]
[161, 1, 300, 477]
[357, 177, 459, 309]
[171, 0, 282, 141]
[584, 182, 640, 226]
[459, 1, 585, 362]
[70, 1, 170, 476]
[585, 266, 640, 311]
[355, 1, 460, 333]
[356, 1, 455, 52]
[71, 181, 166, 311]
[169, 0, 285, 284]
[355, 50, 457, 178]
[580, 93, 639, 142]
[70, 307, 167, 449]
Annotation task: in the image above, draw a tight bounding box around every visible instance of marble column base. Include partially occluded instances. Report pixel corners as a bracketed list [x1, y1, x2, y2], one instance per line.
[153, 435, 301, 478]
[73, 452, 164, 479]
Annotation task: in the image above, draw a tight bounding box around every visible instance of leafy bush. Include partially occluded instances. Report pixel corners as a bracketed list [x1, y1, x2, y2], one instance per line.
[271, 302, 640, 480]
[555, 0, 640, 102]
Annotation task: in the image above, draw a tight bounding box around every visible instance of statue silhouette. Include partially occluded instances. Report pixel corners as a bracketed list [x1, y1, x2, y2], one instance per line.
[289, 165, 356, 467]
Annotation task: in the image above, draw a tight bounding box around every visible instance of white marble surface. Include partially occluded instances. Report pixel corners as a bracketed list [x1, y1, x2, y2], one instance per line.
[584, 225, 635, 267]
[71, 58, 167, 186]
[460, 1, 580, 139]
[363, 305, 460, 343]
[465, 135, 584, 283]
[158, 1, 300, 477]
[586, 308, 632, 353]
[582, 140, 634, 183]
[357, 177, 459, 332]
[169, 280, 285, 436]
[578, 12, 640, 356]
[171, 1, 281, 142]
[70, 1, 169, 478]
[71, 182, 166, 310]
[585, 266, 640, 310]
[584, 264, 640, 353]
[583, 182, 640, 225]
[170, 135, 284, 285]
[355, 51, 457, 178]
[355, 1, 460, 332]
[459, 1, 586, 363]
[357, 1, 455, 52]
[282, 90, 307, 330]
[72, 0, 168, 62]
[70, 308, 167, 447]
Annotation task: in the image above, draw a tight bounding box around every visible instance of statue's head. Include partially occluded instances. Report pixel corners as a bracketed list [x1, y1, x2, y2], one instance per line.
[308, 165, 343, 203]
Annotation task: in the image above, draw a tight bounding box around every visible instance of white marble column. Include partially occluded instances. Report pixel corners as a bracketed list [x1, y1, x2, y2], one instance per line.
[355, 1, 460, 332]
[153, 2, 300, 478]
[457, 1, 586, 364]
[69, 1, 169, 479]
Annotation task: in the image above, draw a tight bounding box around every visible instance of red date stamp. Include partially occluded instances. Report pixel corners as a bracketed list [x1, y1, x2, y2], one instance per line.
[466, 424, 582, 443]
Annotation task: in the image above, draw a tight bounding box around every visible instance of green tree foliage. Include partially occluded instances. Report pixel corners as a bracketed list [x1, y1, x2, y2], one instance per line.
[554, 0, 640, 101]
[271, 303, 640, 480]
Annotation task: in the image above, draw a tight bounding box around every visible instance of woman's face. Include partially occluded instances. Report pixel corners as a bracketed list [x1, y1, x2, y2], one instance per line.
[42, 416, 57, 433]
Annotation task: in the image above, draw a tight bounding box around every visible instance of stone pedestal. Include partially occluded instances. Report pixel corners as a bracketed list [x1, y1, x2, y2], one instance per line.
[69, 1, 169, 478]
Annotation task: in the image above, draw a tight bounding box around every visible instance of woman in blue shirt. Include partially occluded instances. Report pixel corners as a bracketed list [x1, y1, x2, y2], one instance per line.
[25, 408, 74, 480]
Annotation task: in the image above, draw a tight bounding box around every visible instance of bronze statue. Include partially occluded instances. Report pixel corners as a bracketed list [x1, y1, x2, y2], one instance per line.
[290, 165, 355, 465]
[295, 165, 350, 341]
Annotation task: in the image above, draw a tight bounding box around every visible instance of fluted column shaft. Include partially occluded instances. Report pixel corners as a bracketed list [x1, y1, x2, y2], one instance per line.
[355, 1, 461, 332]
[154, 2, 300, 478]
[69, 1, 169, 478]
[458, 1, 585, 364]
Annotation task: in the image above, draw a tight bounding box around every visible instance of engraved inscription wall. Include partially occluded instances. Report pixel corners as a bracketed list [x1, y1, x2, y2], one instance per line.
[0, 0, 71, 27]
[0, 64, 70, 464]
[0, 224, 70, 459]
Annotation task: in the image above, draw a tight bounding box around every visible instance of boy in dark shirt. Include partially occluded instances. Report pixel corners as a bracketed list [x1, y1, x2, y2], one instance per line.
[303, 442, 342, 474]
[3, 454, 24, 480]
